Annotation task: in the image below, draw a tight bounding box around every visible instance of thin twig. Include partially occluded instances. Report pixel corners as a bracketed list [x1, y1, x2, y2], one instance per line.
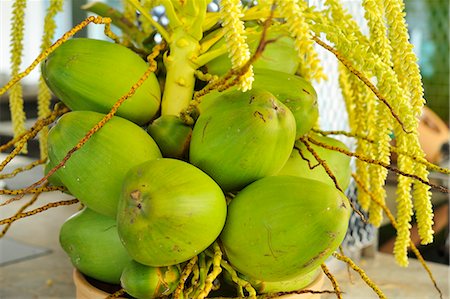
[0, 183, 48, 238]
[0, 198, 78, 226]
[0, 159, 46, 179]
[0, 104, 68, 153]
[321, 263, 343, 299]
[314, 129, 450, 175]
[0, 186, 66, 198]
[307, 136, 448, 193]
[105, 288, 125, 298]
[0, 105, 69, 174]
[332, 252, 387, 299]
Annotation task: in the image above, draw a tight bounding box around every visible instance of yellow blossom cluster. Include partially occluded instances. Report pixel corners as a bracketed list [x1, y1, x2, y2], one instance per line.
[277, 0, 325, 82]
[362, 0, 392, 228]
[9, 0, 28, 153]
[313, 0, 434, 266]
[37, 0, 64, 159]
[218, 0, 254, 91]
[384, 0, 434, 249]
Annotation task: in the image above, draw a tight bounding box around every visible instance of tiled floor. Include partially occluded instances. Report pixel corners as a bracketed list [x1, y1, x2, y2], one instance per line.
[0, 191, 78, 299]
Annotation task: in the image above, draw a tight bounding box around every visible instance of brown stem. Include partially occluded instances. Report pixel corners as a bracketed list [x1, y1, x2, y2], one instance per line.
[321, 263, 343, 299]
[307, 136, 448, 193]
[313, 129, 450, 175]
[0, 104, 68, 153]
[0, 186, 66, 198]
[293, 144, 320, 169]
[105, 288, 126, 298]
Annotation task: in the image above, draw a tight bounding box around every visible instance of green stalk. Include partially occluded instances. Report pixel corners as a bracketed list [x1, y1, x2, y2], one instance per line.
[203, 12, 221, 32]
[162, 28, 200, 115]
[199, 27, 225, 54]
[161, 0, 207, 115]
[126, 0, 171, 42]
[196, 45, 228, 67]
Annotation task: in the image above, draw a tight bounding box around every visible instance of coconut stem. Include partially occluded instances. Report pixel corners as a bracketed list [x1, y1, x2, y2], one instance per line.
[161, 28, 200, 116]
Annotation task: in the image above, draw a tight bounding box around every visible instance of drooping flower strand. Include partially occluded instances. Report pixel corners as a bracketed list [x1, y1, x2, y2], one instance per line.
[363, 0, 393, 227]
[338, 64, 372, 211]
[363, 0, 392, 65]
[393, 138, 414, 267]
[307, 1, 434, 264]
[324, 0, 371, 45]
[367, 111, 392, 227]
[384, 0, 424, 115]
[319, 0, 412, 133]
[277, 0, 325, 81]
[307, 1, 384, 197]
[37, 0, 64, 159]
[310, 7, 390, 222]
[219, 0, 254, 91]
[9, 0, 28, 153]
[413, 165, 434, 245]
[384, 0, 434, 246]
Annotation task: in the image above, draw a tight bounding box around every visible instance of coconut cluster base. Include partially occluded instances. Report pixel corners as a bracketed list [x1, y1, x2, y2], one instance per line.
[73, 269, 325, 299]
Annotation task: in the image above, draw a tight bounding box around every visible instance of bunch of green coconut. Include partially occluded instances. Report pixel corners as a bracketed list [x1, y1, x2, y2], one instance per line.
[43, 30, 352, 298]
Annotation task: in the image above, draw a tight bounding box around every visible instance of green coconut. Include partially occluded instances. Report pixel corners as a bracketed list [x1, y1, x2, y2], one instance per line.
[121, 261, 180, 299]
[147, 115, 192, 159]
[47, 111, 162, 217]
[278, 134, 352, 190]
[190, 89, 296, 191]
[117, 158, 227, 267]
[42, 38, 161, 125]
[59, 208, 132, 284]
[252, 69, 318, 138]
[220, 175, 351, 281]
[199, 69, 318, 139]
